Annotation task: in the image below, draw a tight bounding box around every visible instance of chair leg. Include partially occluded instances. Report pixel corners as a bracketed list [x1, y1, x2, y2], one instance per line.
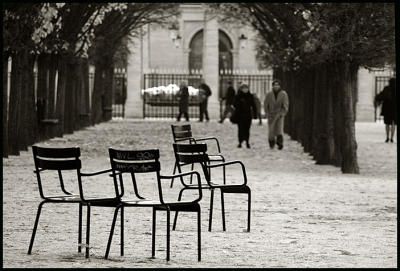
[190, 163, 194, 184]
[247, 190, 251, 232]
[173, 188, 186, 230]
[85, 204, 91, 258]
[152, 207, 156, 258]
[222, 159, 226, 185]
[78, 203, 82, 253]
[197, 209, 201, 261]
[208, 189, 214, 232]
[105, 206, 120, 259]
[170, 162, 177, 188]
[28, 201, 45, 254]
[166, 208, 170, 261]
[121, 206, 124, 256]
[221, 192, 226, 231]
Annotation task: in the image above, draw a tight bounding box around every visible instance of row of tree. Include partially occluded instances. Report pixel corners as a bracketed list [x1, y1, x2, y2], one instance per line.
[211, 3, 395, 173]
[2, 3, 179, 157]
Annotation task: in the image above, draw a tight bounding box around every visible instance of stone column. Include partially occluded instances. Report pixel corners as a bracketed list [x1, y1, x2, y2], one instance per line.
[202, 15, 220, 120]
[125, 27, 149, 118]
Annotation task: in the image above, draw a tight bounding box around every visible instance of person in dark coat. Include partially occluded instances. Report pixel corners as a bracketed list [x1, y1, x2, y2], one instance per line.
[219, 81, 236, 123]
[198, 79, 212, 122]
[375, 77, 396, 142]
[252, 92, 263, 125]
[232, 83, 257, 148]
[177, 80, 189, 122]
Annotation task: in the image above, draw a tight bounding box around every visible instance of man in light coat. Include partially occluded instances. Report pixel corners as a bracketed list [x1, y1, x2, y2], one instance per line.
[264, 79, 289, 149]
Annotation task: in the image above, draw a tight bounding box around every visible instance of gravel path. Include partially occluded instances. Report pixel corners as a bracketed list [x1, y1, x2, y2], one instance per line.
[2, 120, 397, 268]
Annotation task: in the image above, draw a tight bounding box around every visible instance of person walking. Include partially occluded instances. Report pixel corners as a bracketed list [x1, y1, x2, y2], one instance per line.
[264, 79, 289, 150]
[219, 81, 236, 123]
[177, 80, 189, 122]
[375, 77, 396, 142]
[198, 79, 212, 122]
[232, 83, 257, 148]
[252, 92, 263, 125]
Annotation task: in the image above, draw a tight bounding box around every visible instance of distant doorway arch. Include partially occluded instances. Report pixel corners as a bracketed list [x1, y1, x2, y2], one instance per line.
[219, 30, 233, 72]
[189, 30, 203, 73]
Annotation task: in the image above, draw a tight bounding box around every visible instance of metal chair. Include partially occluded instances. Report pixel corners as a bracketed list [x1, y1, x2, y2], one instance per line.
[28, 146, 121, 259]
[173, 143, 251, 232]
[106, 148, 203, 261]
[170, 124, 226, 187]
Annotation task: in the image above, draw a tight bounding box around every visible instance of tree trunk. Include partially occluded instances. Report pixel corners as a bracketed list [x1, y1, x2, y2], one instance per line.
[91, 62, 105, 125]
[338, 61, 359, 173]
[64, 57, 75, 134]
[46, 53, 58, 139]
[23, 52, 38, 146]
[79, 58, 90, 128]
[103, 64, 114, 121]
[312, 64, 332, 164]
[8, 53, 22, 155]
[3, 54, 9, 157]
[55, 54, 68, 137]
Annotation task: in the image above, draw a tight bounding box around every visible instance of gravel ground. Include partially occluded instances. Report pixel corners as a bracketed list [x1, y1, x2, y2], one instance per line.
[2, 119, 397, 268]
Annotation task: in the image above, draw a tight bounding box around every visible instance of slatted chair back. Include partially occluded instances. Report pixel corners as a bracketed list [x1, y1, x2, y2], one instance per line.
[172, 143, 210, 181]
[109, 148, 163, 201]
[32, 146, 81, 199]
[171, 124, 194, 143]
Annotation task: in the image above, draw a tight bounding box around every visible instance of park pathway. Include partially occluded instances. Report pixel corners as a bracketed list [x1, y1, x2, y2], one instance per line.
[2, 120, 397, 268]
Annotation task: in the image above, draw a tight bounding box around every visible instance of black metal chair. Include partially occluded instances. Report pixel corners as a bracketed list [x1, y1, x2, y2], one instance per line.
[173, 143, 251, 232]
[106, 148, 203, 261]
[170, 124, 226, 187]
[28, 146, 121, 259]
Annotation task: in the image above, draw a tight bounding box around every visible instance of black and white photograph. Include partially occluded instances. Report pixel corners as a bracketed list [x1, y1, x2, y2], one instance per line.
[2, 2, 397, 268]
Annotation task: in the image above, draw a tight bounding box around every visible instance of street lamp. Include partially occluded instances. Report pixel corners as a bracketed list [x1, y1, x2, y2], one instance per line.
[239, 34, 248, 49]
[174, 35, 182, 48]
[168, 23, 179, 40]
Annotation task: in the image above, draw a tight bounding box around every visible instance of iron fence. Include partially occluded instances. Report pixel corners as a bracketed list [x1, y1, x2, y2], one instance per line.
[142, 71, 203, 119]
[112, 70, 126, 118]
[219, 71, 273, 117]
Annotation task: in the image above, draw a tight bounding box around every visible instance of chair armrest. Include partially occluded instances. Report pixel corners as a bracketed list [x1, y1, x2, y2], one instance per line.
[160, 171, 203, 202]
[206, 160, 248, 186]
[80, 168, 113, 177]
[193, 137, 221, 153]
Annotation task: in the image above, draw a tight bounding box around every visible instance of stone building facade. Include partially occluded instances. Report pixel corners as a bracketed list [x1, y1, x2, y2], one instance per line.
[126, 4, 264, 119]
[124, 3, 394, 122]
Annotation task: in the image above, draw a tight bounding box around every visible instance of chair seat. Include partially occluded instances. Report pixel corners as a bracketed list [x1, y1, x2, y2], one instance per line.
[45, 195, 121, 206]
[121, 199, 200, 211]
[216, 184, 250, 193]
[45, 195, 81, 202]
[207, 155, 224, 161]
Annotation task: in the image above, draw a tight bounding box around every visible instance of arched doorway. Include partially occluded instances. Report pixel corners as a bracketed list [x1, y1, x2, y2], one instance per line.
[219, 30, 233, 72]
[189, 30, 203, 73]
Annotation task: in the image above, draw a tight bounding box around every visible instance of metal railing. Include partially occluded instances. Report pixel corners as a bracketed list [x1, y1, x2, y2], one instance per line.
[142, 70, 203, 119]
[219, 70, 273, 117]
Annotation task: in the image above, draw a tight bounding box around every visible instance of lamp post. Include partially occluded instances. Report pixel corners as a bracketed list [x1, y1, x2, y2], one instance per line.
[168, 23, 179, 40]
[174, 35, 182, 48]
[239, 34, 248, 49]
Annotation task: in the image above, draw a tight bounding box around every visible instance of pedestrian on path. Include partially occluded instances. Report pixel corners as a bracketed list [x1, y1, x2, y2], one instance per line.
[252, 92, 263, 125]
[177, 80, 189, 122]
[198, 79, 212, 122]
[232, 83, 257, 148]
[264, 79, 289, 149]
[219, 81, 236, 123]
[375, 77, 396, 142]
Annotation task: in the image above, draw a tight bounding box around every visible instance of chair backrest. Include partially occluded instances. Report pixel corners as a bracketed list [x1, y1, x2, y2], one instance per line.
[109, 148, 161, 200]
[109, 149, 160, 173]
[171, 124, 193, 143]
[173, 143, 210, 182]
[32, 146, 81, 199]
